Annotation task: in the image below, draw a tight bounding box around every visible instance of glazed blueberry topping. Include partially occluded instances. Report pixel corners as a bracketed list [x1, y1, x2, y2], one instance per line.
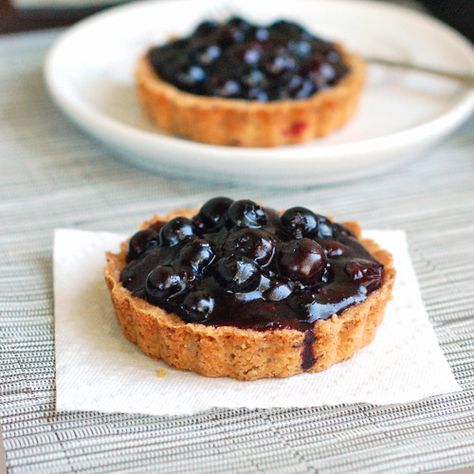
[281, 206, 318, 239]
[181, 290, 215, 323]
[148, 17, 349, 101]
[345, 259, 383, 292]
[145, 266, 187, 303]
[127, 229, 160, 262]
[194, 196, 233, 231]
[227, 199, 267, 228]
[278, 238, 327, 285]
[159, 217, 196, 247]
[120, 198, 384, 331]
[216, 255, 261, 293]
[224, 229, 275, 267]
[176, 238, 215, 276]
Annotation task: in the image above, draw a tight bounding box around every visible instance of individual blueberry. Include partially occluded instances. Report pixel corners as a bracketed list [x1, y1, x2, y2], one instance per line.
[193, 20, 219, 37]
[263, 51, 297, 76]
[227, 200, 267, 228]
[159, 217, 196, 247]
[288, 39, 312, 57]
[217, 25, 246, 46]
[215, 255, 260, 293]
[232, 42, 263, 65]
[277, 238, 327, 285]
[176, 64, 206, 89]
[324, 241, 347, 258]
[227, 16, 251, 31]
[209, 78, 242, 98]
[195, 196, 234, 231]
[127, 229, 160, 261]
[294, 78, 316, 99]
[247, 87, 269, 102]
[255, 27, 269, 41]
[269, 20, 311, 40]
[195, 44, 221, 66]
[264, 280, 293, 302]
[181, 290, 215, 323]
[280, 207, 318, 239]
[284, 75, 315, 99]
[224, 229, 275, 267]
[241, 69, 267, 89]
[320, 62, 336, 81]
[345, 260, 383, 292]
[145, 266, 187, 302]
[315, 214, 334, 238]
[177, 238, 215, 275]
[326, 50, 341, 64]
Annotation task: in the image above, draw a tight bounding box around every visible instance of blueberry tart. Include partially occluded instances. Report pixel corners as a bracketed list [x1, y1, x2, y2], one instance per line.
[105, 199, 395, 380]
[137, 17, 366, 147]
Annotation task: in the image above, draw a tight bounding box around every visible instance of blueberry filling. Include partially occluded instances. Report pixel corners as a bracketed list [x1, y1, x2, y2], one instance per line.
[120, 198, 384, 331]
[147, 17, 349, 101]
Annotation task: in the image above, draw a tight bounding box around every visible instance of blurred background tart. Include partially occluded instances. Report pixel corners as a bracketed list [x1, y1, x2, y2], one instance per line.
[137, 17, 366, 147]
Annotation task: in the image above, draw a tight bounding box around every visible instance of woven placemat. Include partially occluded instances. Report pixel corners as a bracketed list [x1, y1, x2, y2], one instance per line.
[0, 30, 473, 474]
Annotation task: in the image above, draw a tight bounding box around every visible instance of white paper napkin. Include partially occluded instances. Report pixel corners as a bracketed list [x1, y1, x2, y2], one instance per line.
[54, 229, 460, 416]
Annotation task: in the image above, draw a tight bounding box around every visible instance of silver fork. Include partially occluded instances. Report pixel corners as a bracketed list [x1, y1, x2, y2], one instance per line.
[366, 56, 474, 87]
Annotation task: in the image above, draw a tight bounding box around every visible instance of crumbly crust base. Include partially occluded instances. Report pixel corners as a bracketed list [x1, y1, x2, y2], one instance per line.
[104, 209, 395, 380]
[136, 46, 366, 147]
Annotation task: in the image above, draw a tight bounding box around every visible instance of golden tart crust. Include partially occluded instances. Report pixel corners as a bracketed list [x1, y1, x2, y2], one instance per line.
[136, 46, 366, 147]
[104, 209, 395, 381]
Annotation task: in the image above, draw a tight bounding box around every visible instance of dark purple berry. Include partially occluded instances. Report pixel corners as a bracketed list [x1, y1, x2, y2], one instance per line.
[177, 239, 214, 275]
[281, 207, 318, 239]
[325, 241, 346, 258]
[242, 69, 267, 89]
[145, 266, 187, 302]
[278, 238, 327, 285]
[176, 64, 206, 89]
[345, 260, 383, 291]
[224, 229, 275, 267]
[315, 214, 334, 239]
[247, 87, 269, 101]
[217, 25, 246, 46]
[127, 229, 160, 261]
[193, 20, 219, 37]
[264, 280, 293, 302]
[159, 217, 196, 247]
[269, 20, 310, 39]
[181, 291, 215, 323]
[208, 77, 242, 98]
[195, 196, 233, 231]
[195, 44, 221, 66]
[215, 255, 260, 293]
[255, 27, 269, 41]
[227, 200, 267, 228]
[263, 50, 297, 76]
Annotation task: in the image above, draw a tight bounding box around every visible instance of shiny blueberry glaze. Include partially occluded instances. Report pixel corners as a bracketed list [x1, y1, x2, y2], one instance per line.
[147, 17, 349, 101]
[120, 198, 384, 332]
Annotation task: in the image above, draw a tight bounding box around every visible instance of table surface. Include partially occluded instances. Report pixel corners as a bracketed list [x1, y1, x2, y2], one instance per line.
[0, 27, 474, 474]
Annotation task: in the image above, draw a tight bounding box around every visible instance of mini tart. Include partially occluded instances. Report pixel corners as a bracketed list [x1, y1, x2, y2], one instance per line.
[137, 48, 365, 147]
[104, 208, 395, 381]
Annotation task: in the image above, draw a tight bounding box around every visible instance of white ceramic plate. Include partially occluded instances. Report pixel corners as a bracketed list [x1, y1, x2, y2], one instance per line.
[45, 0, 474, 186]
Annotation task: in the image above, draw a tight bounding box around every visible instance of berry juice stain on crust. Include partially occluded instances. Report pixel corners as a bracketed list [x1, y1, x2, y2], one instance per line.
[120, 198, 385, 333]
[147, 17, 349, 102]
[301, 330, 316, 370]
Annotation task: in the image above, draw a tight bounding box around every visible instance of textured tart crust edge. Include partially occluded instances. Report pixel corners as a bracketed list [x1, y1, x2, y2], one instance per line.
[136, 45, 366, 147]
[104, 209, 395, 381]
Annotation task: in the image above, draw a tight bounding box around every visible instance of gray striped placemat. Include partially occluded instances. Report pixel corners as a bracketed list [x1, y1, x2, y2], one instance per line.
[0, 29, 473, 474]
